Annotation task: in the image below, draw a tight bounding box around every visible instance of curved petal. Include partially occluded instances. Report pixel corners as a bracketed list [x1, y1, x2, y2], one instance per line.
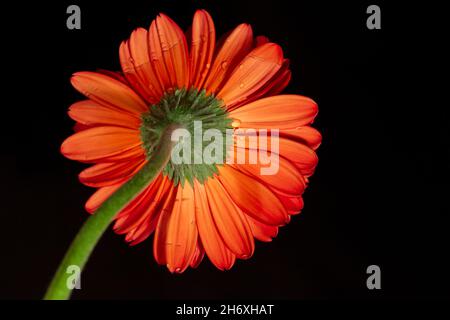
[230, 95, 318, 130]
[218, 43, 283, 109]
[119, 29, 164, 103]
[114, 174, 174, 246]
[79, 157, 145, 187]
[194, 180, 235, 270]
[68, 100, 141, 129]
[61, 126, 143, 163]
[203, 24, 253, 94]
[71, 71, 147, 114]
[264, 59, 291, 96]
[95, 69, 128, 84]
[153, 183, 198, 273]
[190, 240, 205, 268]
[232, 133, 319, 177]
[232, 146, 306, 196]
[148, 13, 189, 92]
[189, 10, 215, 89]
[114, 174, 171, 232]
[217, 165, 289, 226]
[235, 58, 291, 105]
[85, 182, 124, 213]
[246, 215, 278, 242]
[276, 194, 304, 215]
[280, 126, 322, 150]
[205, 177, 254, 259]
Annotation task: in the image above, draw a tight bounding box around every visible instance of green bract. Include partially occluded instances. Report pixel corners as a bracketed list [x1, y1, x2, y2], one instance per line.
[140, 88, 233, 186]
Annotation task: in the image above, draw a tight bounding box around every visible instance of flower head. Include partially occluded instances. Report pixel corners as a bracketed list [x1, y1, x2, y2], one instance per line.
[61, 10, 321, 273]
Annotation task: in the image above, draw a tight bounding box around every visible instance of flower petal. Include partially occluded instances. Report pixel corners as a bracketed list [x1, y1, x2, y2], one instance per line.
[218, 43, 283, 109]
[231, 146, 306, 196]
[119, 29, 164, 103]
[280, 126, 322, 150]
[194, 180, 235, 270]
[230, 95, 318, 130]
[153, 183, 198, 273]
[68, 100, 141, 129]
[71, 71, 147, 114]
[61, 126, 143, 163]
[276, 194, 304, 215]
[217, 165, 289, 226]
[85, 183, 124, 213]
[190, 240, 205, 268]
[114, 174, 170, 233]
[79, 157, 145, 187]
[148, 13, 189, 92]
[234, 59, 291, 105]
[189, 10, 215, 89]
[203, 24, 253, 94]
[115, 175, 174, 246]
[246, 215, 278, 242]
[205, 177, 254, 259]
[233, 133, 319, 177]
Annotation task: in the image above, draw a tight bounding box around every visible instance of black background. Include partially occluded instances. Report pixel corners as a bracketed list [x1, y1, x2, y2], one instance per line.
[2, 0, 449, 300]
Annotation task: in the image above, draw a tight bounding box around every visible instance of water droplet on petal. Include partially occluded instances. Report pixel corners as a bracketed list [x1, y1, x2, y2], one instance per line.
[239, 83, 245, 89]
[175, 267, 182, 273]
[231, 119, 241, 128]
[205, 63, 211, 69]
[221, 61, 228, 69]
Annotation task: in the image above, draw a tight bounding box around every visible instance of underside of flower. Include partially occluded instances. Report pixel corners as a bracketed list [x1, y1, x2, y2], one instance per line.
[140, 88, 233, 186]
[59, 9, 321, 276]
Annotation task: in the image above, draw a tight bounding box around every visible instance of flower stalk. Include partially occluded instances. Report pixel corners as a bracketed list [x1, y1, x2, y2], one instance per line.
[44, 125, 178, 300]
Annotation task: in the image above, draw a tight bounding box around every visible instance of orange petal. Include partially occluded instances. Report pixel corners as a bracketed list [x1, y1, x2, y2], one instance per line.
[194, 180, 235, 270]
[205, 177, 254, 259]
[73, 122, 92, 132]
[79, 157, 145, 187]
[264, 59, 291, 96]
[280, 126, 322, 150]
[115, 175, 174, 246]
[71, 71, 147, 114]
[68, 100, 141, 129]
[217, 165, 289, 226]
[218, 43, 283, 109]
[85, 183, 124, 213]
[61, 126, 143, 163]
[189, 10, 215, 89]
[114, 174, 170, 234]
[203, 24, 253, 94]
[230, 95, 318, 130]
[233, 133, 319, 177]
[246, 215, 278, 242]
[96, 69, 128, 84]
[239, 59, 291, 104]
[148, 14, 189, 92]
[232, 147, 306, 196]
[276, 194, 304, 215]
[190, 240, 205, 268]
[153, 183, 198, 273]
[120, 29, 164, 103]
[278, 138, 318, 177]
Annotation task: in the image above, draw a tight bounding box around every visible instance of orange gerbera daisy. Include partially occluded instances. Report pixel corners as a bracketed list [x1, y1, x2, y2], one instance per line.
[61, 10, 321, 273]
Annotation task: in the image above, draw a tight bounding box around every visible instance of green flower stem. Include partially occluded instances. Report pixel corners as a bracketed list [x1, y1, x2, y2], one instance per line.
[44, 124, 178, 300]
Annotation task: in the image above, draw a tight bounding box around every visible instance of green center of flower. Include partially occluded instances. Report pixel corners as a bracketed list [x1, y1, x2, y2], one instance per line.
[140, 88, 233, 186]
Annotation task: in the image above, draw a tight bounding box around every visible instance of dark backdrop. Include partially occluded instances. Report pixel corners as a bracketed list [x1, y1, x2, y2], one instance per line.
[2, 0, 449, 299]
